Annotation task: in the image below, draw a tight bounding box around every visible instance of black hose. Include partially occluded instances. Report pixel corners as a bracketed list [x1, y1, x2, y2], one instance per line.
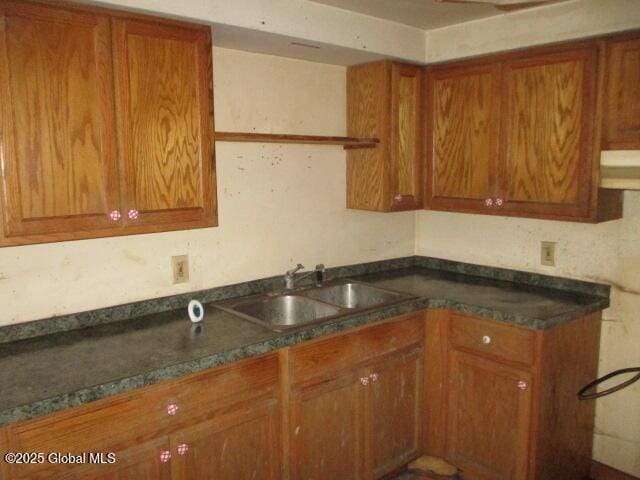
[578, 367, 640, 400]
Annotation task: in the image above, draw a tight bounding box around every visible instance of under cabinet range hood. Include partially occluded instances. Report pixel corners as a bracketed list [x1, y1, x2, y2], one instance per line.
[600, 151, 640, 190]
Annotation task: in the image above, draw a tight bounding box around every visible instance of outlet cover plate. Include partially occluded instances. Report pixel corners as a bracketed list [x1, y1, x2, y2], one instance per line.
[172, 255, 189, 284]
[540, 241, 556, 267]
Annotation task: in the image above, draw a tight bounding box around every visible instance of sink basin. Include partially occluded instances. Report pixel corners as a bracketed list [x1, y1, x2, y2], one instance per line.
[303, 282, 409, 309]
[227, 295, 342, 328]
[216, 280, 416, 332]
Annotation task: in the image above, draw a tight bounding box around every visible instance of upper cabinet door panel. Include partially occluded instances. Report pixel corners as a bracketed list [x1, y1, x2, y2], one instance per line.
[347, 61, 391, 212]
[113, 19, 216, 229]
[604, 37, 640, 149]
[390, 64, 423, 211]
[501, 48, 596, 217]
[0, 2, 119, 237]
[427, 63, 501, 211]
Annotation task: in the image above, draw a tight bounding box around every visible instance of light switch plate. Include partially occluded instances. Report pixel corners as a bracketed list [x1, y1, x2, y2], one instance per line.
[540, 241, 556, 267]
[172, 255, 189, 284]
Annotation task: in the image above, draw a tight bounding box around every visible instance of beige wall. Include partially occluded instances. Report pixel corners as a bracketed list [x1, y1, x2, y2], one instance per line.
[0, 47, 415, 326]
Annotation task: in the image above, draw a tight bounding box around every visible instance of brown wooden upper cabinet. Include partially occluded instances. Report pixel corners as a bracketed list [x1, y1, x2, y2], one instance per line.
[0, 1, 216, 247]
[603, 34, 640, 149]
[347, 61, 424, 212]
[426, 40, 623, 222]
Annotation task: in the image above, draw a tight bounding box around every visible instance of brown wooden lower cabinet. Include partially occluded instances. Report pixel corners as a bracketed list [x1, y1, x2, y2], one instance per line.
[0, 314, 424, 480]
[0, 310, 604, 480]
[170, 396, 280, 480]
[424, 309, 602, 480]
[0, 353, 281, 480]
[289, 368, 365, 479]
[285, 313, 424, 480]
[446, 350, 532, 480]
[53, 438, 172, 480]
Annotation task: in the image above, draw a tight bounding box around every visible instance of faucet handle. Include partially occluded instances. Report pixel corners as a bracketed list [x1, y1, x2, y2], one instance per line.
[286, 264, 304, 276]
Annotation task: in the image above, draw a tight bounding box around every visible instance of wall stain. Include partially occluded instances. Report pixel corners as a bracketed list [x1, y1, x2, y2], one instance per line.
[121, 250, 146, 265]
[602, 318, 624, 323]
[595, 429, 640, 444]
[585, 276, 640, 296]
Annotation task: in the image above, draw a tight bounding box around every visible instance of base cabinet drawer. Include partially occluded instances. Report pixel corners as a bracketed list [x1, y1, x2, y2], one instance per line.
[449, 313, 536, 366]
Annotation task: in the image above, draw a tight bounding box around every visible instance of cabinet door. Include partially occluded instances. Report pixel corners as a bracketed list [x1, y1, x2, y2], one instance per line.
[170, 397, 280, 480]
[427, 62, 501, 213]
[390, 64, 423, 211]
[366, 348, 423, 479]
[347, 61, 391, 212]
[500, 47, 596, 219]
[289, 371, 365, 480]
[113, 18, 216, 232]
[604, 37, 640, 149]
[0, 2, 120, 239]
[446, 350, 532, 480]
[4, 436, 172, 480]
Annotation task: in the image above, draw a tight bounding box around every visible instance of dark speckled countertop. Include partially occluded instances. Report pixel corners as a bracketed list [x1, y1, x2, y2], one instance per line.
[0, 258, 609, 427]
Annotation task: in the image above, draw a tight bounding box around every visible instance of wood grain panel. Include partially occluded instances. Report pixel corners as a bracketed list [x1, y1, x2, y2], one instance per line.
[366, 347, 422, 479]
[531, 313, 601, 480]
[427, 62, 501, 211]
[501, 48, 596, 217]
[604, 36, 640, 149]
[54, 437, 172, 480]
[390, 63, 424, 211]
[446, 350, 532, 480]
[289, 314, 424, 385]
[289, 371, 364, 480]
[0, 1, 119, 236]
[423, 310, 449, 458]
[347, 61, 391, 211]
[113, 18, 216, 229]
[449, 313, 536, 366]
[171, 396, 280, 480]
[425, 37, 622, 222]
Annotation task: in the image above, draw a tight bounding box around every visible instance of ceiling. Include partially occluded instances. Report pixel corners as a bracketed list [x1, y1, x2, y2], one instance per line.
[310, 0, 548, 30]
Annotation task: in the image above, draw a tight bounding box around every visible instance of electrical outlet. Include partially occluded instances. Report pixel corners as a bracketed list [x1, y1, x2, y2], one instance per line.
[540, 241, 556, 267]
[172, 255, 189, 284]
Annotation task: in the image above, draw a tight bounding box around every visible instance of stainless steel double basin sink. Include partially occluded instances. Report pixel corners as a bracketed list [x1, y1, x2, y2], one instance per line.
[215, 281, 415, 332]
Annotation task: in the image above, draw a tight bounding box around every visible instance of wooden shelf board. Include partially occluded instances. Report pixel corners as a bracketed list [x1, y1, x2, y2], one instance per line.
[214, 131, 379, 149]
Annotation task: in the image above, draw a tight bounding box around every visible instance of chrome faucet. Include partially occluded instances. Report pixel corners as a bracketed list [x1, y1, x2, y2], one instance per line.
[284, 263, 326, 289]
